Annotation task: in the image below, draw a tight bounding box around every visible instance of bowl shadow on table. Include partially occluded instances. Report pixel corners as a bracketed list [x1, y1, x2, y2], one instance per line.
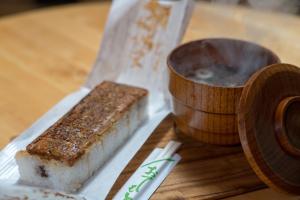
[107, 114, 265, 199]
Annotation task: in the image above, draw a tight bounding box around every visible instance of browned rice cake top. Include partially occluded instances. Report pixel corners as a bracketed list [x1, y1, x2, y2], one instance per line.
[26, 81, 147, 166]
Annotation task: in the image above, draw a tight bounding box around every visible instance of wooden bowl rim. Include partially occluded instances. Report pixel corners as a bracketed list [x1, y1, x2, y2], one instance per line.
[167, 37, 280, 90]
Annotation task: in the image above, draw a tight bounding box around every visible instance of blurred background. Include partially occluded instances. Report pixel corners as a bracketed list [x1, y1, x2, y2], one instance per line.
[0, 0, 99, 16]
[0, 0, 299, 17]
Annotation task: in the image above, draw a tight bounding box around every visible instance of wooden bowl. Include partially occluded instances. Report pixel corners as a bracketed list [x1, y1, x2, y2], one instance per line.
[167, 38, 280, 145]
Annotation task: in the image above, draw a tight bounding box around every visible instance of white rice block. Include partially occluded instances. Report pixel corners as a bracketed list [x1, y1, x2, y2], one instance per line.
[15, 96, 147, 193]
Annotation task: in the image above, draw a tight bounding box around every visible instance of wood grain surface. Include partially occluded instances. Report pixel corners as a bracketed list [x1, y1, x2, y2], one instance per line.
[107, 114, 264, 199]
[1, 1, 300, 199]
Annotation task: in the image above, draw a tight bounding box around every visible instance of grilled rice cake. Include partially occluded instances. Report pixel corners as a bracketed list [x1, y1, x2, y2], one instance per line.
[16, 81, 148, 192]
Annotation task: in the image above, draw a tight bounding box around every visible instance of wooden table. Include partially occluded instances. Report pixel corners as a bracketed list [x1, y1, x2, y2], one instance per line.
[0, 2, 300, 199]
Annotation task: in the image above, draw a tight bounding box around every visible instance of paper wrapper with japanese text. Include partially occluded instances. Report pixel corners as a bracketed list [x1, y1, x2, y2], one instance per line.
[0, 0, 194, 199]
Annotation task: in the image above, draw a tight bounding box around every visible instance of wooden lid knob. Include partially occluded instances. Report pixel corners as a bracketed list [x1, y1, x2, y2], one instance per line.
[275, 96, 300, 158]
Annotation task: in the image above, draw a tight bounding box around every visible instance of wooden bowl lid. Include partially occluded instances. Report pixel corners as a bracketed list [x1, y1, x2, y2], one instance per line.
[238, 63, 300, 194]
